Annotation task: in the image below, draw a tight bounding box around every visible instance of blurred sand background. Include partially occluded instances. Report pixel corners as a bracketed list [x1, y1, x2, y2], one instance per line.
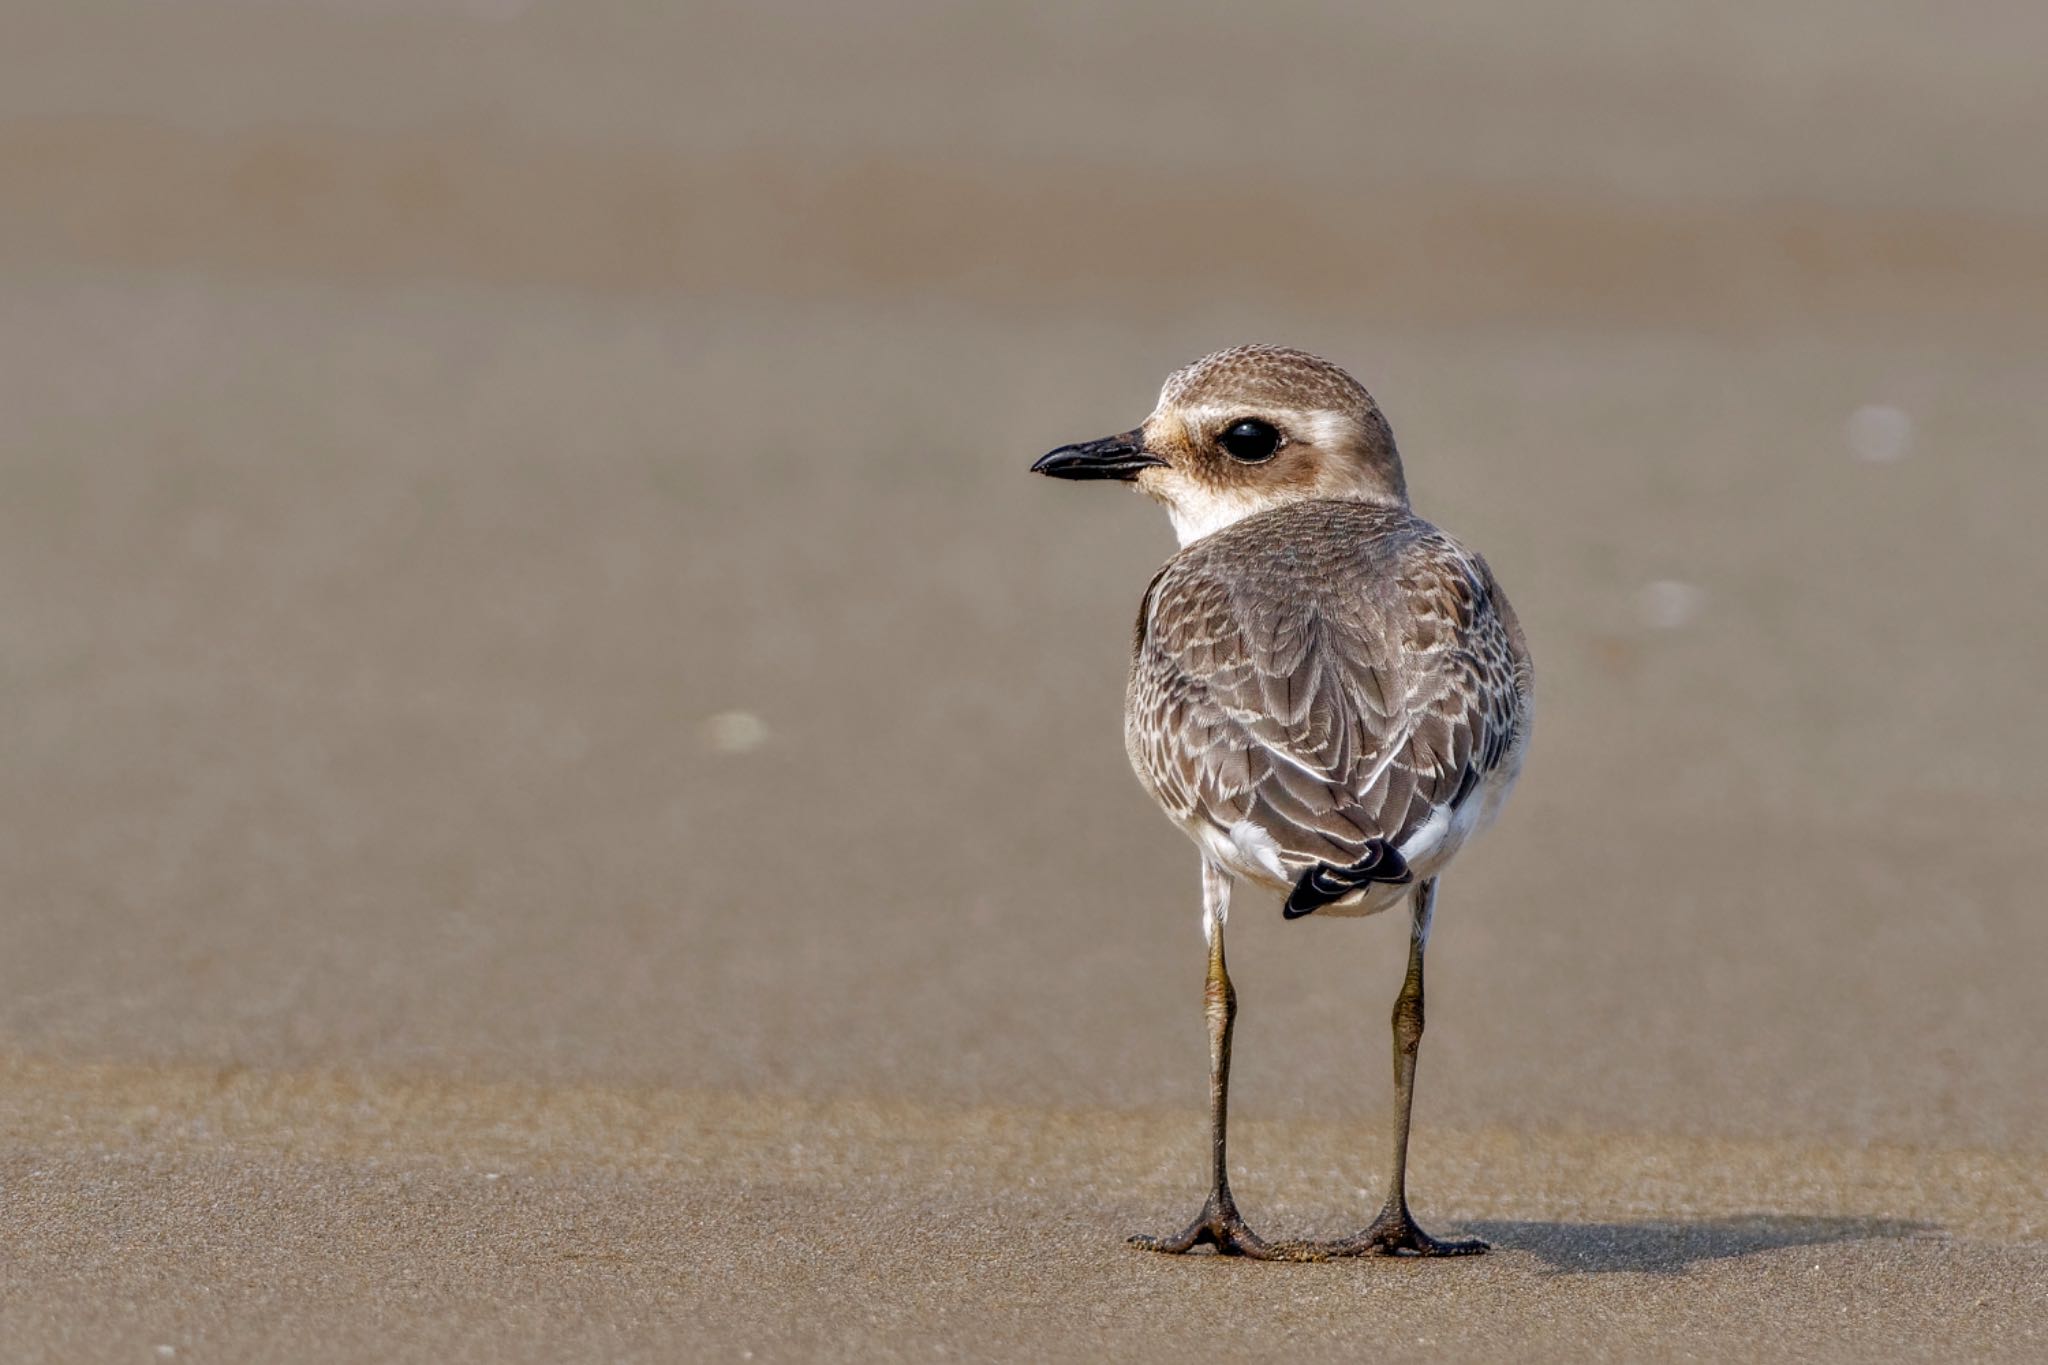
[3, 1, 2047, 1359]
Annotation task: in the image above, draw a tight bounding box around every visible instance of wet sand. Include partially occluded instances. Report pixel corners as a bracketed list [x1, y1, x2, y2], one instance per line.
[3, 1, 2047, 1359]
[5, 1052, 2045, 1360]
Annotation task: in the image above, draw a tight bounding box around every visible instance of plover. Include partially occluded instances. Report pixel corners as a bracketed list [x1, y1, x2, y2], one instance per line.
[1032, 345, 1533, 1259]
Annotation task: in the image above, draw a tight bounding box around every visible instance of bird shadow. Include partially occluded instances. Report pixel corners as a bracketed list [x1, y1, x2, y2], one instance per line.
[1462, 1214, 1936, 1276]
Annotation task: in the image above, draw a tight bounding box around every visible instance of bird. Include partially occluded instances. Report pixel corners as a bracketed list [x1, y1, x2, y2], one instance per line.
[1031, 345, 1533, 1259]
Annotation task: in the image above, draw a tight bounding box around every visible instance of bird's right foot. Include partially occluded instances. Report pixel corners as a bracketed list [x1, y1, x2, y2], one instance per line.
[1129, 1188, 1283, 1258]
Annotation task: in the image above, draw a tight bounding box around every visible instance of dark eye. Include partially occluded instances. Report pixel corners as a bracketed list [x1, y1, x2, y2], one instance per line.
[1218, 418, 1281, 463]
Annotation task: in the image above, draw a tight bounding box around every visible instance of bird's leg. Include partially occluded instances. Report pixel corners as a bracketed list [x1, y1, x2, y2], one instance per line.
[1130, 863, 1280, 1258]
[1284, 878, 1486, 1259]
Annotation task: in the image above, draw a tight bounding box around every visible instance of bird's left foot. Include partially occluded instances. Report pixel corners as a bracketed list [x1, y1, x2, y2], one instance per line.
[1276, 1203, 1488, 1259]
[1129, 1187, 1284, 1259]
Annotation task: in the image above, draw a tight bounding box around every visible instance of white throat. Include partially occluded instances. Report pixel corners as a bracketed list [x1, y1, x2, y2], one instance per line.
[1164, 488, 1277, 546]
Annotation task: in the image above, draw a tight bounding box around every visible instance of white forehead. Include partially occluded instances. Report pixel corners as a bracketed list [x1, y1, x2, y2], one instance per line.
[1153, 400, 1256, 427]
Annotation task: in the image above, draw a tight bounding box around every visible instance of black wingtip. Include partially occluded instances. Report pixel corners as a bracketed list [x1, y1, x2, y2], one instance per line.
[1283, 840, 1414, 920]
[1281, 891, 1321, 920]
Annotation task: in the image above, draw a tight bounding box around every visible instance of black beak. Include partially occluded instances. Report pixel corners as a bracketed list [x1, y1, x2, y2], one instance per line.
[1030, 430, 1166, 482]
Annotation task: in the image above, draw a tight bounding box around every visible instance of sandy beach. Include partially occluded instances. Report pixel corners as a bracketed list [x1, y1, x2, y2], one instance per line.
[3, 1, 2046, 1358]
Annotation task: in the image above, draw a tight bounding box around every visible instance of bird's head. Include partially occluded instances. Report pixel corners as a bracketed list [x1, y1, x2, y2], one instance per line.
[1031, 345, 1408, 545]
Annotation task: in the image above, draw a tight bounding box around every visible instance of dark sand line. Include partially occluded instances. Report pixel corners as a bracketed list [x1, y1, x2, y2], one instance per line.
[6, 1049, 2043, 1244]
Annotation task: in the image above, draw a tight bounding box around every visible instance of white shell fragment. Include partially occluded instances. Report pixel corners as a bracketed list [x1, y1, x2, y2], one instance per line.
[1846, 404, 1914, 463]
[1638, 579, 1705, 631]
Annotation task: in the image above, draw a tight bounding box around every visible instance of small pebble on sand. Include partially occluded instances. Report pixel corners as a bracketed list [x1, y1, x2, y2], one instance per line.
[705, 710, 771, 754]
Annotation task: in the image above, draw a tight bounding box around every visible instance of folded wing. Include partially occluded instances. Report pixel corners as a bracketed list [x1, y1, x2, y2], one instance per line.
[1128, 508, 1524, 873]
